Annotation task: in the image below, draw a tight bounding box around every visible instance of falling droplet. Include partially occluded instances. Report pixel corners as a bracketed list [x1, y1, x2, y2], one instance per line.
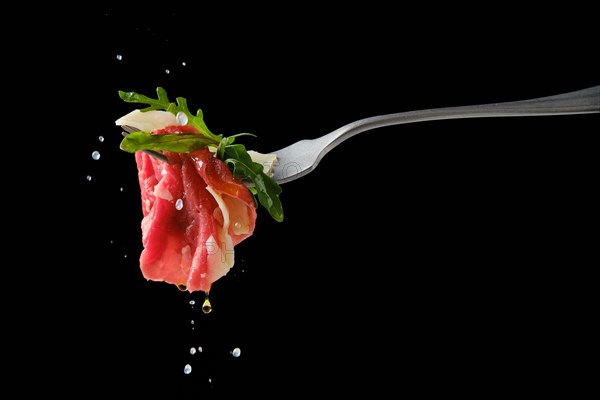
[177, 283, 187, 292]
[182, 61, 186, 66]
[176, 111, 188, 126]
[175, 198, 183, 210]
[202, 292, 212, 314]
[198, 346, 203, 353]
[189, 300, 195, 306]
[98, 136, 104, 142]
[120, 187, 124, 192]
[183, 364, 192, 374]
[116, 54, 123, 60]
[92, 151, 101, 160]
[86, 175, 92, 181]
[231, 347, 241, 357]
[165, 69, 170, 74]
[190, 347, 196, 355]
[190, 320, 194, 325]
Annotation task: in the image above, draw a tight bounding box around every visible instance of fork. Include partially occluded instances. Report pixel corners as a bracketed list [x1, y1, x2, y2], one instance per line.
[269, 85, 599, 184]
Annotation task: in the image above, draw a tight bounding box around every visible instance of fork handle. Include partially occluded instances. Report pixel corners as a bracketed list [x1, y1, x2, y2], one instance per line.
[319, 85, 599, 152]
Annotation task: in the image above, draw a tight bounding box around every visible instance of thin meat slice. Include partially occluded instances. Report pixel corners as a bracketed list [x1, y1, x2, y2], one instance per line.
[192, 147, 257, 245]
[135, 145, 257, 293]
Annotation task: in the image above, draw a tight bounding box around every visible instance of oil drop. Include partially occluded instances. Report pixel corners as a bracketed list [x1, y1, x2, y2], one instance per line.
[202, 292, 212, 314]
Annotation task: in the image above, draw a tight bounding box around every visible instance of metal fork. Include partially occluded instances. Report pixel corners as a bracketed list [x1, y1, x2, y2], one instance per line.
[269, 85, 599, 184]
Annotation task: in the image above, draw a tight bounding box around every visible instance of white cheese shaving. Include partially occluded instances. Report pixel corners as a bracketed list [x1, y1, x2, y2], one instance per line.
[247, 150, 277, 176]
[115, 109, 177, 132]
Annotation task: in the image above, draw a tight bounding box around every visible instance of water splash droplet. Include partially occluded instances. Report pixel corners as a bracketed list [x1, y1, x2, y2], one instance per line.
[189, 300, 195, 306]
[177, 283, 187, 292]
[190, 320, 194, 325]
[175, 198, 183, 210]
[176, 111, 188, 126]
[198, 346, 203, 353]
[183, 364, 192, 374]
[86, 175, 92, 181]
[116, 54, 123, 60]
[182, 61, 187, 66]
[98, 136, 104, 142]
[165, 69, 170, 74]
[190, 347, 196, 355]
[231, 347, 241, 357]
[92, 151, 101, 160]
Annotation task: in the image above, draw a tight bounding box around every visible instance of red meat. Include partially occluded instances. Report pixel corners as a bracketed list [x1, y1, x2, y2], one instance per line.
[134, 129, 256, 293]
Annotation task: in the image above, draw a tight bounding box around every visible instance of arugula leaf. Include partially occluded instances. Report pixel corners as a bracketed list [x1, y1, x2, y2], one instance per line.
[118, 87, 284, 222]
[120, 131, 218, 154]
[118, 87, 170, 111]
[224, 144, 284, 222]
[119, 87, 222, 142]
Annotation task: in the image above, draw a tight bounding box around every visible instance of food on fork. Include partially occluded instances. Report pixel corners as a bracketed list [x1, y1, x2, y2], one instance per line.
[115, 87, 283, 294]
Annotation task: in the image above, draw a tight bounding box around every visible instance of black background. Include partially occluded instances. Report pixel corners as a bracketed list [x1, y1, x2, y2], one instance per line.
[15, 6, 598, 398]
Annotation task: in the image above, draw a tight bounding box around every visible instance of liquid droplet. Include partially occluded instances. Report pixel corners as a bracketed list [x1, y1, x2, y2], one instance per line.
[182, 61, 187, 66]
[190, 320, 194, 325]
[98, 135, 104, 142]
[190, 347, 196, 355]
[198, 346, 203, 353]
[86, 175, 92, 181]
[92, 151, 101, 160]
[116, 54, 123, 60]
[175, 198, 183, 210]
[176, 111, 188, 126]
[189, 300, 195, 306]
[177, 283, 187, 292]
[202, 293, 212, 314]
[231, 347, 241, 357]
[183, 364, 192, 374]
[165, 69, 170, 74]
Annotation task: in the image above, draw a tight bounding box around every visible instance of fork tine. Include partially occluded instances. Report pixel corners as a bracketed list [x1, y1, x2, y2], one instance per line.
[121, 125, 139, 134]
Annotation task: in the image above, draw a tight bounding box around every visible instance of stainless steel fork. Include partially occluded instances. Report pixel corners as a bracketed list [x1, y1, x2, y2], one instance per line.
[268, 85, 599, 184]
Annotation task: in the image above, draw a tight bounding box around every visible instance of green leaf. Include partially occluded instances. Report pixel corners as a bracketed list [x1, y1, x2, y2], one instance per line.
[118, 87, 222, 142]
[224, 144, 255, 169]
[118, 87, 171, 110]
[120, 131, 217, 153]
[224, 144, 284, 222]
[253, 172, 284, 222]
